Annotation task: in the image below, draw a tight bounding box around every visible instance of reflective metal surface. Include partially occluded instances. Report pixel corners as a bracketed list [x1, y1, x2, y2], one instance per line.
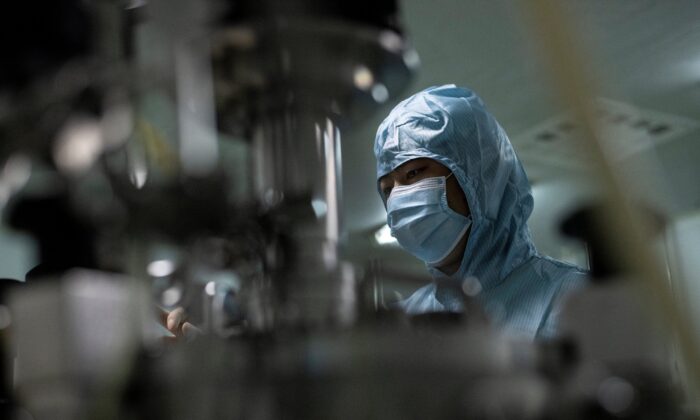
[0, 1, 696, 419]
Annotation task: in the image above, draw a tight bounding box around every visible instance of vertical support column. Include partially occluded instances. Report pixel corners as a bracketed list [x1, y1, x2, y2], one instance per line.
[252, 111, 354, 328]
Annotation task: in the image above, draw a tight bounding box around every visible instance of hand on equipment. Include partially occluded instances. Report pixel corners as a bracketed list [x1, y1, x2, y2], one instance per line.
[158, 307, 202, 343]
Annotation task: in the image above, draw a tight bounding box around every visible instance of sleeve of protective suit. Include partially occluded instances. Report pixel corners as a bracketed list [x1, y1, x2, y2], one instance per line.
[374, 85, 589, 340]
[533, 259, 590, 339]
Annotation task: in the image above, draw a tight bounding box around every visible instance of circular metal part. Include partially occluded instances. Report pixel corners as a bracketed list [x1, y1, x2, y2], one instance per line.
[212, 17, 417, 134]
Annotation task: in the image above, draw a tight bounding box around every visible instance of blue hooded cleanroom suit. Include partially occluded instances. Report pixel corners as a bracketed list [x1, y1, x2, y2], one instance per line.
[374, 85, 587, 339]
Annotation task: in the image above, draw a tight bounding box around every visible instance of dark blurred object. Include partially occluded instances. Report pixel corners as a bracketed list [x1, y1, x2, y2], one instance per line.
[537, 336, 580, 382]
[0, 279, 25, 420]
[558, 203, 671, 409]
[561, 204, 623, 279]
[550, 367, 681, 420]
[0, 0, 93, 91]
[213, 0, 416, 136]
[8, 191, 98, 279]
[0, 0, 130, 168]
[0, 0, 96, 164]
[561, 203, 666, 279]
[222, 0, 402, 33]
[206, 0, 417, 329]
[107, 169, 232, 243]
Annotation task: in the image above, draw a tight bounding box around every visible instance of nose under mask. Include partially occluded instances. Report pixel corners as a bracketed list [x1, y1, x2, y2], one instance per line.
[386, 174, 472, 265]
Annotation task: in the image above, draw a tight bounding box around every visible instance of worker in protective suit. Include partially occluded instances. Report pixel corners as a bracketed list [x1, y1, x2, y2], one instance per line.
[375, 84, 587, 339]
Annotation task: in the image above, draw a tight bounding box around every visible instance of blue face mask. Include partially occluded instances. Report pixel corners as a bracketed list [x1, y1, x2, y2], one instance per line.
[386, 174, 472, 265]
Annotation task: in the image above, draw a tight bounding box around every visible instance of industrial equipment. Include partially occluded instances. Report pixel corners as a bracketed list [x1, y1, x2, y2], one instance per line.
[0, 1, 695, 419]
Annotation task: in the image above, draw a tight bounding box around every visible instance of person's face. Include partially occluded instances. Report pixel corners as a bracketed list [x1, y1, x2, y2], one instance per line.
[378, 158, 470, 218]
[378, 158, 471, 273]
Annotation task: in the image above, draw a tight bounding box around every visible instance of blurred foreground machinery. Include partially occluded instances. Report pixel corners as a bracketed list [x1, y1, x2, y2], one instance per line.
[0, 1, 693, 419]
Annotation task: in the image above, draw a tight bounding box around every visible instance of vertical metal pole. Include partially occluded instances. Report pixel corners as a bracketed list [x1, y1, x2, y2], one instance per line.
[252, 111, 354, 327]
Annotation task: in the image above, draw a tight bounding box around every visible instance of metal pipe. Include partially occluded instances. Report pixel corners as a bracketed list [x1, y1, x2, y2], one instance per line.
[252, 111, 352, 327]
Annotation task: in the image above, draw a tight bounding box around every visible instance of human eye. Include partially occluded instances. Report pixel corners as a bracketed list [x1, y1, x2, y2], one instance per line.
[405, 167, 424, 180]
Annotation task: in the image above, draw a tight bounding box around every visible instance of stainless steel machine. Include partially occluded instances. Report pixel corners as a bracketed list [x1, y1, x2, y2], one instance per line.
[0, 1, 695, 419]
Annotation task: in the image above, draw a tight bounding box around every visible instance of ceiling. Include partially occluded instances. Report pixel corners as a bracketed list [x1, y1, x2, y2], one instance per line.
[341, 0, 700, 233]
